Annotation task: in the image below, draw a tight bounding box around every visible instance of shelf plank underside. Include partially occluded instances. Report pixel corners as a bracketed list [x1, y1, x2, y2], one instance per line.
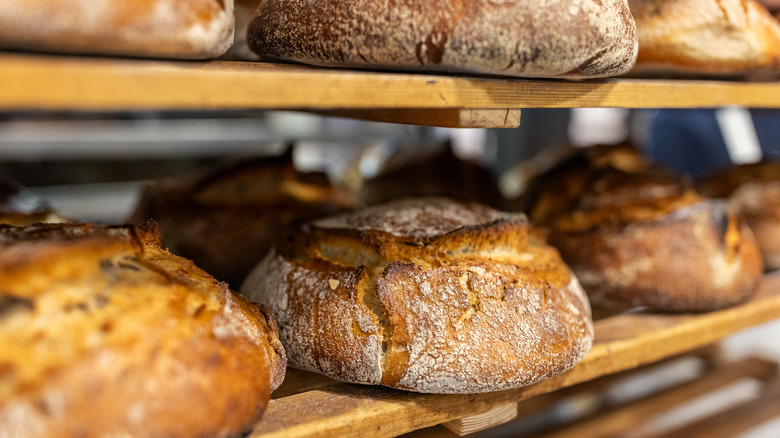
[251, 272, 780, 438]
[3, 53, 780, 116]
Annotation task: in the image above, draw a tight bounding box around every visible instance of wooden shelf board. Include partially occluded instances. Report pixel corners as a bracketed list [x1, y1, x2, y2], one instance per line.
[250, 272, 780, 438]
[3, 53, 780, 117]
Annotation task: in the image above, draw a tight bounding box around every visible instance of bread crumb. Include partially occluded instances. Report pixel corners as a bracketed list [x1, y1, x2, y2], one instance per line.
[329, 279, 340, 290]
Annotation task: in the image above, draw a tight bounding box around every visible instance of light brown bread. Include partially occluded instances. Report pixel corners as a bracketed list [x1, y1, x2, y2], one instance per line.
[241, 198, 593, 394]
[0, 0, 235, 59]
[130, 151, 356, 288]
[629, 0, 780, 74]
[247, 0, 638, 78]
[523, 146, 764, 312]
[0, 221, 286, 438]
[698, 161, 780, 271]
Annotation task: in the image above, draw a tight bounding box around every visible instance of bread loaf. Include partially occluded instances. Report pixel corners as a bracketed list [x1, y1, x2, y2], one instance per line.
[629, 0, 780, 74]
[130, 150, 356, 287]
[241, 198, 593, 393]
[0, 221, 286, 438]
[523, 146, 764, 312]
[0, 0, 235, 59]
[359, 145, 505, 209]
[698, 161, 780, 271]
[247, 0, 638, 78]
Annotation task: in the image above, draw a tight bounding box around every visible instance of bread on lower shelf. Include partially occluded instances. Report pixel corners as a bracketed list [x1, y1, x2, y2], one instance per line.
[0, 221, 286, 438]
[241, 197, 594, 394]
[521, 144, 764, 312]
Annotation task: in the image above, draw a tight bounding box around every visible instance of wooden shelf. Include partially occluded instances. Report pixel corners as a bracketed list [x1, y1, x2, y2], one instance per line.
[3, 52, 780, 128]
[250, 272, 780, 438]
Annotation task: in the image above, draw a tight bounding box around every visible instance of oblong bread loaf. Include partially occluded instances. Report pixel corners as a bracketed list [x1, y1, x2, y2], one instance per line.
[0, 0, 235, 59]
[247, 0, 638, 78]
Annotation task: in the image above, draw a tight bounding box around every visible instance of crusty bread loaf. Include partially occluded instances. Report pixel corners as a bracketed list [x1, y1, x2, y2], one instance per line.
[359, 145, 505, 209]
[523, 146, 764, 312]
[130, 150, 356, 288]
[241, 198, 593, 394]
[0, 221, 286, 438]
[698, 161, 780, 271]
[0, 0, 234, 59]
[247, 0, 638, 78]
[629, 0, 780, 74]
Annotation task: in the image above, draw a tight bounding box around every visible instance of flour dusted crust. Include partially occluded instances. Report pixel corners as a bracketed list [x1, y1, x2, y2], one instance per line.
[0, 221, 286, 438]
[524, 147, 764, 312]
[247, 0, 638, 78]
[629, 0, 780, 74]
[0, 0, 235, 59]
[698, 161, 780, 271]
[241, 198, 593, 394]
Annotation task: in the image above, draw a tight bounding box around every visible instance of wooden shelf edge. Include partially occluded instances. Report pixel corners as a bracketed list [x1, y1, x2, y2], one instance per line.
[249, 272, 780, 438]
[3, 53, 780, 115]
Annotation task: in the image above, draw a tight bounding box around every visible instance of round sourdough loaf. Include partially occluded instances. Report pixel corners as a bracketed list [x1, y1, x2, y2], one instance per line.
[241, 198, 593, 394]
[247, 0, 638, 78]
[0, 221, 286, 438]
[698, 161, 780, 271]
[523, 147, 764, 312]
[0, 0, 235, 59]
[629, 0, 780, 74]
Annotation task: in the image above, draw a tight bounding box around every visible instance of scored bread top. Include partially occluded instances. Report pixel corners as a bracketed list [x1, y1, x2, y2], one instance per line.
[0, 221, 285, 438]
[243, 198, 593, 394]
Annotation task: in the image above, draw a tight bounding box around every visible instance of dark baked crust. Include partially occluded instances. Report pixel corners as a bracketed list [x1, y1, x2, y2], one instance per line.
[698, 161, 780, 271]
[241, 198, 593, 394]
[523, 145, 764, 312]
[130, 150, 356, 287]
[358, 145, 505, 209]
[0, 0, 235, 59]
[247, 0, 638, 78]
[0, 221, 286, 438]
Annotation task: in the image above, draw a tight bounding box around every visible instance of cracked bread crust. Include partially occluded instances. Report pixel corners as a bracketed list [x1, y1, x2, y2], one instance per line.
[0, 0, 235, 59]
[241, 198, 593, 394]
[247, 0, 638, 79]
[524, 149, 764, 312]
[0, 221, 286, 438]
[698, 161, 780, 271]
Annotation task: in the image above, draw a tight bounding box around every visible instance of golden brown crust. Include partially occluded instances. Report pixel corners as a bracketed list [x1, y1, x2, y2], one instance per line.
[0, 221, 286, 438]
[130, 151, 356, 288]
[523, 146, 764, 312]
[247, 0, 638, 79]
[242, 198, 593, 393]
[0, 0, 235, 59]
[698, 161, 780, 270]
[629, 0, 780, 75]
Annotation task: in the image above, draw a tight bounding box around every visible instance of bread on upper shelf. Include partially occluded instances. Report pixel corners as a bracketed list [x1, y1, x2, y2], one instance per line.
[521, 143, 764, 312]
[628, 0, 780, 75]
[0, 0, 235, 59]
[129, 149, 356, 288]
[698, 160, 780, 271]
[246, 0, 638, 78]
[241, 197, 593, 394]
[0, 220, 286, 438]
